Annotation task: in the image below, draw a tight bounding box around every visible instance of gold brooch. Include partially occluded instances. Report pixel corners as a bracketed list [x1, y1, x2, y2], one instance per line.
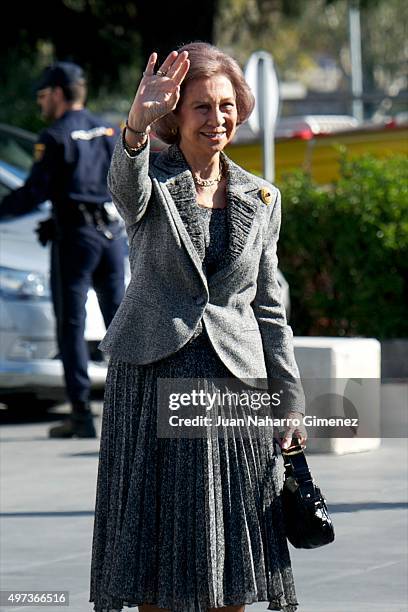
[260, 187, 273, 205]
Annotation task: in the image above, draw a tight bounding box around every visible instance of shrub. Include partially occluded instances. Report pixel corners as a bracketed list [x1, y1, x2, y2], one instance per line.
[278, 154, 408, 339]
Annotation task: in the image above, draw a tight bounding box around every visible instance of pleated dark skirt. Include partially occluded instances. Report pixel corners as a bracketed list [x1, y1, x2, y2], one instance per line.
[90, 332, 299, 612]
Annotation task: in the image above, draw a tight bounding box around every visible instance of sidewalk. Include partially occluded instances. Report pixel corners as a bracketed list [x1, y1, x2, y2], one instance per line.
[1, 398, 407, 612]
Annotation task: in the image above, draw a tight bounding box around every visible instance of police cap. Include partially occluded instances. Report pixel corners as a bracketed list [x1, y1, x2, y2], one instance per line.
[35, 62, 85, 92]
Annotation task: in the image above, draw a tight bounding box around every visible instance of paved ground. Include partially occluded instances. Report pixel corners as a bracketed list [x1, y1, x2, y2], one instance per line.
[1, 386, 407, 612]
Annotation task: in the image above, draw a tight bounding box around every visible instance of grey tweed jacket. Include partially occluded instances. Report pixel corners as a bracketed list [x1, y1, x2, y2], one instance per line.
[100, 138, 304, 412]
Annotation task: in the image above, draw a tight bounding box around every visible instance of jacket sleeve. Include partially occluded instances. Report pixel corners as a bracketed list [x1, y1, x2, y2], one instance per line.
[0, 131, 59, 219]
[252, 187, 305, 415]
[107, 133, 152, 227]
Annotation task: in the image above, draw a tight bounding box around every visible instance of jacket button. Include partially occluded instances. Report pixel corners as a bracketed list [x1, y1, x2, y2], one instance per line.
[195, 296, 206, 307]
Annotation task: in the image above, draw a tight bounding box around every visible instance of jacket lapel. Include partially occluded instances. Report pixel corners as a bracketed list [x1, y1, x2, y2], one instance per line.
[152, 146, 206, 283]
[223, 154, 260, 267]
[152, 144, 262, 280]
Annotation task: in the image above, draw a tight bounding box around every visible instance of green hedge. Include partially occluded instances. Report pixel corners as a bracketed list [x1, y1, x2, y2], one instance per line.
[278, 153, 408, 339]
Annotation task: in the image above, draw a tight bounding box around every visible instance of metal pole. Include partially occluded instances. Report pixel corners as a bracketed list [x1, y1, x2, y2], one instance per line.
[259, 58, 275, 182]
[348, 0, 364, 122]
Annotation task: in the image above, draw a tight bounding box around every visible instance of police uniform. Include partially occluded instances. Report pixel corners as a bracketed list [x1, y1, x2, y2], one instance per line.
[0, 63, 125, 438]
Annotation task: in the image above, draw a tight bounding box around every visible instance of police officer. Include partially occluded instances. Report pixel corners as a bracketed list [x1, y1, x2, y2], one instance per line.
[0, 62, 125, 438]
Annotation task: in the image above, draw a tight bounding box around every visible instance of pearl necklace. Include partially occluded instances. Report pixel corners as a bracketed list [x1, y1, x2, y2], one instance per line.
[193, 161, 223, 188]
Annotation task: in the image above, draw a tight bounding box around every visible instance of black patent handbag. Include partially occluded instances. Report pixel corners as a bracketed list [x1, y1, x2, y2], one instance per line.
[281, 437, 335, 549]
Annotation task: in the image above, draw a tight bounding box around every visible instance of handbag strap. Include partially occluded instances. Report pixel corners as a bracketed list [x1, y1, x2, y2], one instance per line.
[282, 440, 330, 512]
[283, 451, 312, 483]
[282, 439, 315, 490]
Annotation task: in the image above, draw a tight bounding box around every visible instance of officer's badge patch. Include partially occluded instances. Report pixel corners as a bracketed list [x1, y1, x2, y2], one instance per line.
[71, 126, 115, 140]
[260, 187, 273, 205]
[34, 143, 46, 162]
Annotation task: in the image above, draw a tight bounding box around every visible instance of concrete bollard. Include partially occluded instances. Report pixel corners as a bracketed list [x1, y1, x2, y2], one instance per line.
[293, 337, 381, 454]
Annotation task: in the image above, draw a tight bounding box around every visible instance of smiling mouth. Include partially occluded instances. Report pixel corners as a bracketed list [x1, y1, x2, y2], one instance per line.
[201, 132, 226, 139]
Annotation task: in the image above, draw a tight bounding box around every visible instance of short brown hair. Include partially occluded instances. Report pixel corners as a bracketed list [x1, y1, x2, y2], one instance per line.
[154, 42, 254, 145]
[61, 79, 87, 104]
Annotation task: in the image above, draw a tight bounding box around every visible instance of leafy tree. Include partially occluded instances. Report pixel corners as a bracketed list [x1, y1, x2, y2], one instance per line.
[0, 0, 216, 129]
[215, 0, 407, 115]
[1, 0, 406, 128]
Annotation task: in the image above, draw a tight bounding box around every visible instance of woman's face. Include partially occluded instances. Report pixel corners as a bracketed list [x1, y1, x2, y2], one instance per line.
[176, 74, 238, 159]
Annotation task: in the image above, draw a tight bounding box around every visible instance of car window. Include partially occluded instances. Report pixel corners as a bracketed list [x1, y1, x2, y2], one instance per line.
[0, 181, 12, 202]
[0, 125, 35, 173]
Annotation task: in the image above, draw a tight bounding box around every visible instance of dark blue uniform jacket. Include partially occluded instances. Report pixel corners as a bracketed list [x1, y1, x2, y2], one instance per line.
[1, 109, 118, 219]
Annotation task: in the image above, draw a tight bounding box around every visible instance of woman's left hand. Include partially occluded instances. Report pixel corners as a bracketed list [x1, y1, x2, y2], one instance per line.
[277, 411, 307, 450]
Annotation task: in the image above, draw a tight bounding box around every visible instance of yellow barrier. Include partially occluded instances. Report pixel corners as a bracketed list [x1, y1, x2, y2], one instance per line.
[226, 125, 408, 184]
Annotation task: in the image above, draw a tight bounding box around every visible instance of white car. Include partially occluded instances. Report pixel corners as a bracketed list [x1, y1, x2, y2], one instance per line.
[0, 125, 130, 409]
[0, 159, 120, 409]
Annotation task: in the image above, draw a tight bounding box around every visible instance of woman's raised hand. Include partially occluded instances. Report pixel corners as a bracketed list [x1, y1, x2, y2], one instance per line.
[128, 51, 190, 132]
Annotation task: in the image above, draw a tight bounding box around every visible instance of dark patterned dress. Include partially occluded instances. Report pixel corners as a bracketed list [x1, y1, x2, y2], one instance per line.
[89, 205, 299, 612]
